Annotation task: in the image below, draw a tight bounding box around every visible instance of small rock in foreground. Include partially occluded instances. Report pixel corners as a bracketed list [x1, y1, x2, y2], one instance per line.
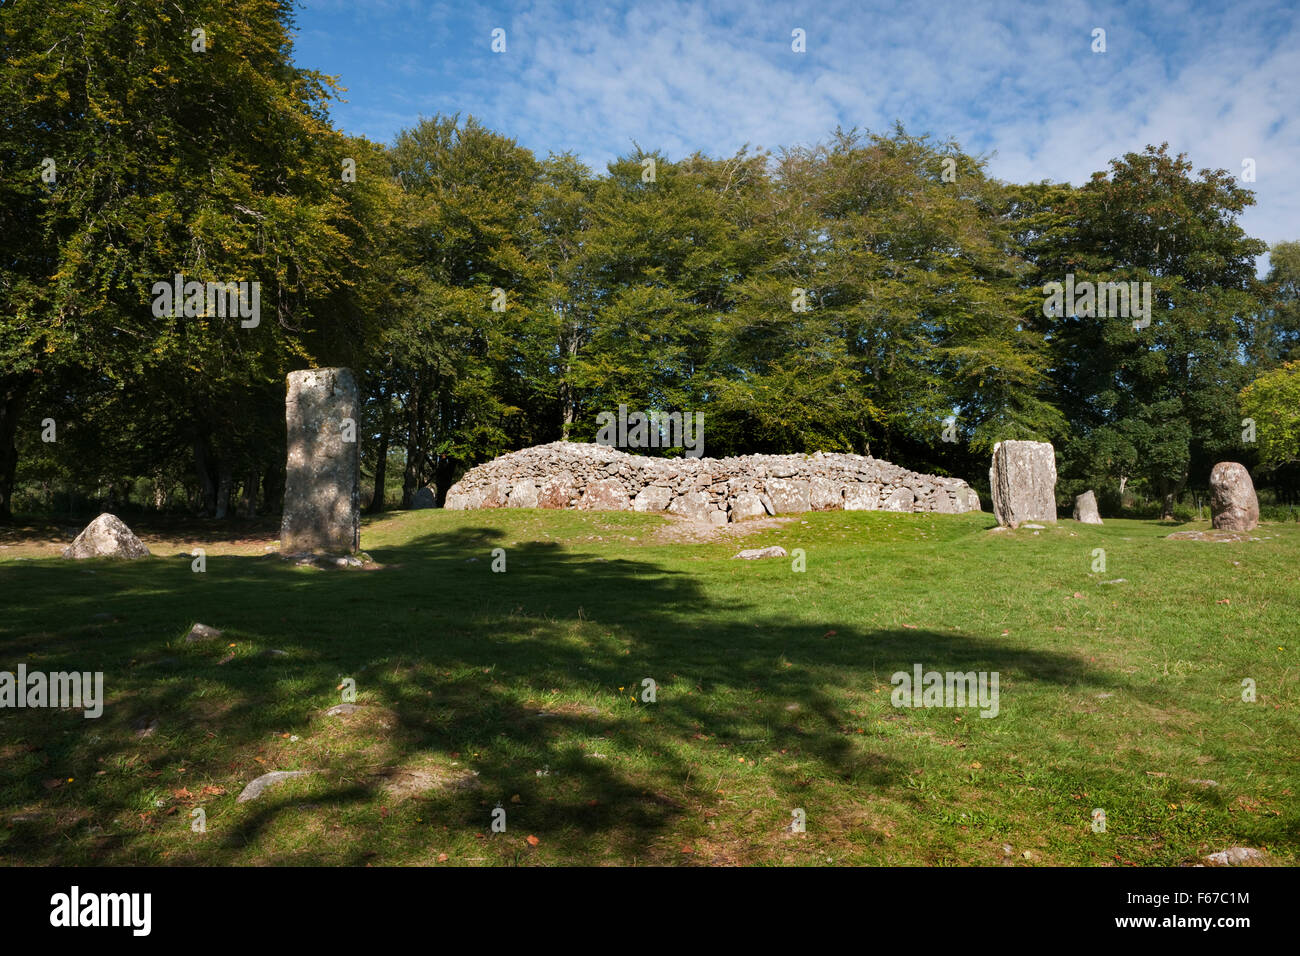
[1203, 846, 1265, 866]
[732, 546, 788, 560]
[185, 623, 224, 643]
[237, 770, 313, 804]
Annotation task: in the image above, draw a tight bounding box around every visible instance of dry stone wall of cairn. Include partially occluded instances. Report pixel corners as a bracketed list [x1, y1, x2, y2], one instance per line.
[443, 442, 982, 523]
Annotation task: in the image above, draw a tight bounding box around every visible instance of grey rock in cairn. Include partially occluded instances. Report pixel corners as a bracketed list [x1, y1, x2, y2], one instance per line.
[989, 440, 1057, 528]
[1209, 462, 1259, 532]
[443, 442, 981, 521]
[1073, 490, 1103, 525]
[280, 368, 360, 553]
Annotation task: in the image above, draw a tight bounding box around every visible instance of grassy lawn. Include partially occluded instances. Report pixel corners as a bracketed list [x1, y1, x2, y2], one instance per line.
[1, 507, 1296, 866]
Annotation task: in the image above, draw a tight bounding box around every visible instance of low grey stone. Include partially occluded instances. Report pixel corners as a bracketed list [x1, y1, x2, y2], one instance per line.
[185, 623, 224, 643]
[411, 486, 436, 509]
[1203, 847, 1265, 866]
[237, 770, 313, 803]
[732, 546, 788, 560]
[325, 703, 361, 717]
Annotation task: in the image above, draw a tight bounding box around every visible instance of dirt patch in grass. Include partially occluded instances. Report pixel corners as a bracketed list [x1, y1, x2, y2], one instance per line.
[372, 761, 481, 800]
[650, 514, 794, 544]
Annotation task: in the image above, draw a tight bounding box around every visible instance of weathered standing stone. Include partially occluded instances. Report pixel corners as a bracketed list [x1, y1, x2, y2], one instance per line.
[281, 369, 360, 553]
[61, 514, 151, 559]
[989, 440, 1057, 527]
[410, 486, 436, 509]
[1073, 490, 1103, 524]
[1210, 462, 1259, 532]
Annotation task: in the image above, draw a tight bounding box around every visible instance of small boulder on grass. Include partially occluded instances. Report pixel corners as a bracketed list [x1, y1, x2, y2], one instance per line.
[237, 770, 313, 804]
[61, 514, 150, 559]
[185, 623, 224, 643]
[1202, 846, 1266, 866]
[732, 546, 788, 560]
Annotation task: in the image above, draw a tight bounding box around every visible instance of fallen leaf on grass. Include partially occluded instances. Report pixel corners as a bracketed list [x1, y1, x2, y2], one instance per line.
[437, 853, 448, 862]
[526, 834, 540, 846]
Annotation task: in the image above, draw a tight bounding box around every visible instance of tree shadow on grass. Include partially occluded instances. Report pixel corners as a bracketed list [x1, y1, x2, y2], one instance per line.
[0, 521, 1114, 865]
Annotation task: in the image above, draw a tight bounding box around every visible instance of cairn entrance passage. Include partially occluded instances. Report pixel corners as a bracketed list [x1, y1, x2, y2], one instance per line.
[280, 368, 361, 553]
[443, 442, 981, 522]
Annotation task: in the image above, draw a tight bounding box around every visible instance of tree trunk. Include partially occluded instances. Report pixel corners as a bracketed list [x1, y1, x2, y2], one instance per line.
[262, 462, 283, 517]
[434, 454, 457, 507]
[401, 380, 425, 509]
[240, 470, 259, 518]
[368, 429, 389, 514]
[194, 437, 218, 516]
[0, 375, 31, 522]
[214, 460, 233, 520]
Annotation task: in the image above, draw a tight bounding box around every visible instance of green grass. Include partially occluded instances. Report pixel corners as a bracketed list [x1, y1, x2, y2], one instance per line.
[1, 508, 1296, 866]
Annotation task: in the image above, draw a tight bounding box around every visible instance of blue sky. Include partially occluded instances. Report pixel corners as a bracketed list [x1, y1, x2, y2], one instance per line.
[291, 0, 1299, 270]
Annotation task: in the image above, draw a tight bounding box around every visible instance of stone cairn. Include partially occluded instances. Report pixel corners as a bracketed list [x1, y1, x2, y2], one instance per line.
[280, 368, 361, 553]
[443, 442, 981, 523]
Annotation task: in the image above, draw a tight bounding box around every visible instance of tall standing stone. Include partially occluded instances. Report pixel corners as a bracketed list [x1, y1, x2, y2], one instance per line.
[1073, 490, 1103, 525]
[1209, 462, 1259, 532]
[281, 368, 360, 553]
[989, 440, 1057, 527]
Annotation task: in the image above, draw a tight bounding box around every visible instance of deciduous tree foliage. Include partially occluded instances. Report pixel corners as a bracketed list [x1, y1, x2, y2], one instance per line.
[1, 10, 1286, 518]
